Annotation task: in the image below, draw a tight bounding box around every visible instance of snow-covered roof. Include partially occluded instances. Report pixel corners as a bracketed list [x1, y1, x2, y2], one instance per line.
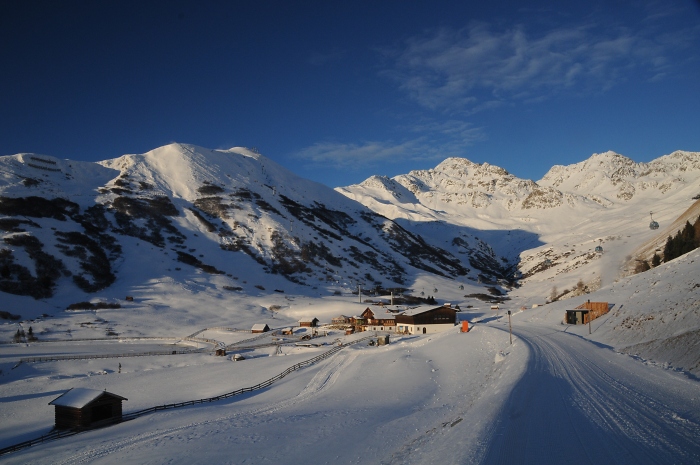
[367, 310, 397, 321]
[251, 323, 269, 331]
[400, 305, 455, 317]
[49, 388, 127, 408]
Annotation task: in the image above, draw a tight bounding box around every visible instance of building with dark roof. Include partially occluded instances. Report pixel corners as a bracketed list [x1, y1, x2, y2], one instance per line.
[395, 304, 457, 335]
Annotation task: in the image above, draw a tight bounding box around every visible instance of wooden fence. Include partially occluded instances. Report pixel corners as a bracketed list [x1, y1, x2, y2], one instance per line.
[0, 335, 372, 457]
[0, 429, 80, 456]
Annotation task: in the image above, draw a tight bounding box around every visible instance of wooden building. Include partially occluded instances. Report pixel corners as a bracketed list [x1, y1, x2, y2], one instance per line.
[49, 388, 127, 429]
[251, 323, 270, 333]
[395, 304, 457, 335]
[331, 315, 350, 325]
[356, 307, 397, 332]
[299, 317, 319, 327]
[566, 301, 610, 325]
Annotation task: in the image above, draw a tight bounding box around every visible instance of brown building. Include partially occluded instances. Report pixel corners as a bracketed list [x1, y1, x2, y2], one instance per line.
[357, 307, 397, 332]
[331, 315, 350, 325]
[566, 301, 610, 325]
[299, 317, 319, 327]
[251, 323, 270, 333]
[49, 388, 127, 429]
[395, 304, 457, 335]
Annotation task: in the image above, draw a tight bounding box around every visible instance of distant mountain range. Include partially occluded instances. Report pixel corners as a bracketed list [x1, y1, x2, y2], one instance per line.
[1, 144, 698, 304]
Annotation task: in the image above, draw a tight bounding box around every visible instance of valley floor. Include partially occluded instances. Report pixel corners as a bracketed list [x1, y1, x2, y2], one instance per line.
[1, 306, 699, 464]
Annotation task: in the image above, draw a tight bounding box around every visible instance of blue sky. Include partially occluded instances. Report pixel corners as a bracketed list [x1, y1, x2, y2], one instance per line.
[2, 1, 699, 187]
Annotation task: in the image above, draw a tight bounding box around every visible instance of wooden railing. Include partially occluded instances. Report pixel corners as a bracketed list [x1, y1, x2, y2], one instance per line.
[0, 335, 372, 457]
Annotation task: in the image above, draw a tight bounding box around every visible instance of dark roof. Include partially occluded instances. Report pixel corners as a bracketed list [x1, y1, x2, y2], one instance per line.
[400, 305, 456, 316]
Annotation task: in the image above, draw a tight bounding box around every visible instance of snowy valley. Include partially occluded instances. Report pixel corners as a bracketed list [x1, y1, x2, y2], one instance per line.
[0, 144, 699, 464]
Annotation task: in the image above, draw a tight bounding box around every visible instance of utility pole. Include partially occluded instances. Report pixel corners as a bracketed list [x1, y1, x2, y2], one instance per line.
[358, 284, 362, 303]
[508, 310, 513, 345]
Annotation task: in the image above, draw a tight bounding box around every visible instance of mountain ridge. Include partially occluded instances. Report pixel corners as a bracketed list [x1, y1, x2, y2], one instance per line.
[1, 144, 698, 318]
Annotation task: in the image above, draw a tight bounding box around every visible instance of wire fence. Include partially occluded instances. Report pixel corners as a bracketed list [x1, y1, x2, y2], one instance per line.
[19, 349, 197, 363]
[2, 336, 183, 345]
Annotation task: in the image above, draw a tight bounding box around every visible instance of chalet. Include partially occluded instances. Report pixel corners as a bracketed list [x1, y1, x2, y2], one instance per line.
[566, 301, 610, 325]
[251, 323, 270, 333]
[356, 307, 397, 332]
[331, 315, 350, 325]
[49, 388, 127, 429]
[299, 317, 319, 327]
[395, 304, 457, 335]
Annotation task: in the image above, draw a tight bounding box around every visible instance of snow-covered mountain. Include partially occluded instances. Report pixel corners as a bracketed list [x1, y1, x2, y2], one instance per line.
[0, 144, 476, 310]
[2, 145, 699, 316]
[338, 150, 700, 293]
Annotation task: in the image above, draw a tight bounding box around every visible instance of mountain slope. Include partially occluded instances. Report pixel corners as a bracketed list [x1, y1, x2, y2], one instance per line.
[338, 150, 700, 292]
[0, 144, 476, 314]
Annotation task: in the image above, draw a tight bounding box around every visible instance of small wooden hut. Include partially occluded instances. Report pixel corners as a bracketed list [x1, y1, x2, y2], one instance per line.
[49, 388, 127, 429]
[566, 301, 610, 325]
[299, 317, 319, 328]
[251, 323, 270, 333]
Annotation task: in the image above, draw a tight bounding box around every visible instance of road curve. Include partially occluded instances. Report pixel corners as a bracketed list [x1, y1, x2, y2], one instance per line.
[479, 324, 700, 465]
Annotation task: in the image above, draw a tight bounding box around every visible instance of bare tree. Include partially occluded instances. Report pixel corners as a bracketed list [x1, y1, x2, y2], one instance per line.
[550, 286, 558, 302]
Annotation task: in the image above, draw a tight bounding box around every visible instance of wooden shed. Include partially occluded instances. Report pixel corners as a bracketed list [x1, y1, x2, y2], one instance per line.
[299, 317, 319, 327]
[251, 323, 270, 333]
[566, 301, 610, 325]
[49, 388, 127, 429]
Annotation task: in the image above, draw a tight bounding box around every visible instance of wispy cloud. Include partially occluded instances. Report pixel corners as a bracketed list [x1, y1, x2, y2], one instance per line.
[292, 139, 436, 171]
[292, 120, 485, 172]
[381, 18, 694, 112]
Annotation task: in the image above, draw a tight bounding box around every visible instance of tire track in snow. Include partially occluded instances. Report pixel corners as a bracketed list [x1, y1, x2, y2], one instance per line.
[479, 326, 700, 464]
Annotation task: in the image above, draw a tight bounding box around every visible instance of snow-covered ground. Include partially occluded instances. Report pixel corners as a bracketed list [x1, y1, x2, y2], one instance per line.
[1, 250, 699, 463]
